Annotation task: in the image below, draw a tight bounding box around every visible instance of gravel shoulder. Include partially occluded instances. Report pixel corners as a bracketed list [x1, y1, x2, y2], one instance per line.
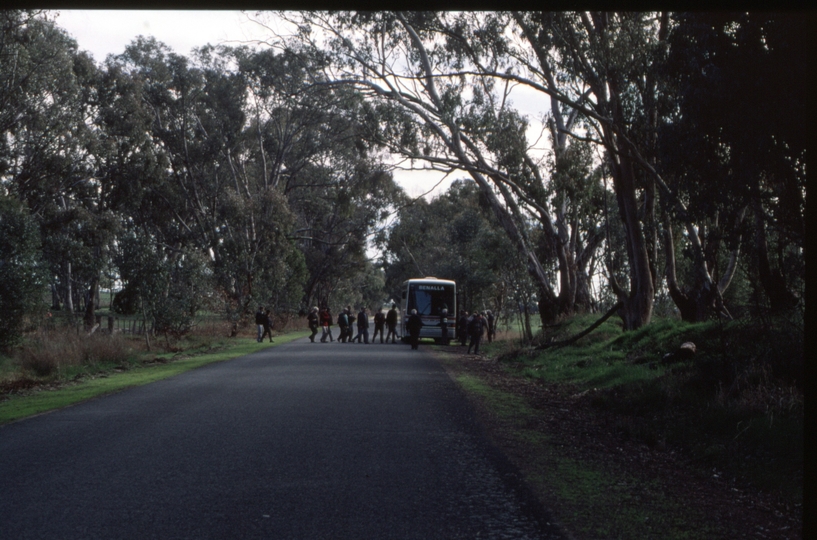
[431, 345, 802, 540]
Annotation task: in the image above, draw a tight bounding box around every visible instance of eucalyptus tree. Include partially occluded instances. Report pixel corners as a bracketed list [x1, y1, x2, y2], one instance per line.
[0, 11, 117, 326]
[495, 11, 674, 329]
[263, 11, 608, 327]
[228, 44, 402, 310]
[0, 195, 47, 347]
[105, 38, 310, 319]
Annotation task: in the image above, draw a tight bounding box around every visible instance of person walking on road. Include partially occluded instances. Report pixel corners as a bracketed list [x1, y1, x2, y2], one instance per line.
[319, 308, 331, 342]
[406, 309, 424, 350]
[467, 312, 485, 355]
[372, 307, 386, 343]
[255, 306, 266, 343]
[261, 308, 274, 343]
[346, 306, 355, 343]
[337, 308, 349, 343]
[326, 308, 335, 342]
[440, 308, 450, 345]
[386, 303, 399, 343]
[354, 307, 370, 344]
[307, 307, 319, 342]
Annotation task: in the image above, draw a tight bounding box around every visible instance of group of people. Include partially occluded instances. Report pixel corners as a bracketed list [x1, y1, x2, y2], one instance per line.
[254, 306, 275, 343]
[304, 303, 496, 354]
[405, 308, 495, 353]
[456, 309, 495, 355]
[307, 304, 401, 344]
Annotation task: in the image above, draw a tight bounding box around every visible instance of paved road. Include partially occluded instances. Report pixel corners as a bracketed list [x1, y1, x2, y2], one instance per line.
[0, 338, 561, 539]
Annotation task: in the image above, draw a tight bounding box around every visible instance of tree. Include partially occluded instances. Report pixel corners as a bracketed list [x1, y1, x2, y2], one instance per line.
[265, 11, 611, 327]
[0, 11, 117, 326]
[115, 230, 212, 348]
[659, 12, 806, 318]
[229, 44, 402, 310]
[106, 38, 308, 318]
[380, 180, 533, 329]
[0, 196, 47, 347]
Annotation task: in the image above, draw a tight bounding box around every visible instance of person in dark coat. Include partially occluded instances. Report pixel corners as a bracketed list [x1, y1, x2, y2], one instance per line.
[457, 310, 469, 346]
[406, 309, 424, 350]
[337, 308, 349, 343]
[386, 303, 399, 343]
[439, 308, 450, 345]
[326, 308, 334, 342]
[345, 306, 355, 343]
[307, 306, 319, 342]
[372, 307, 386, 343]
[354, 307, 369, 343]
[467, 312, 485, 355]
[261, 308, 274, 343]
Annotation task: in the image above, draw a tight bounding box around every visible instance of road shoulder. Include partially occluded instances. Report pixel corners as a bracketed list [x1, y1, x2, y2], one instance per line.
[431, 345, 801, 540]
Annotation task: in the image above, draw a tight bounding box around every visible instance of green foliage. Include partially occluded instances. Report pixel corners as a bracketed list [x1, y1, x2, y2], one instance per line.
[0, 196, 47, 347]
[381, 179, 530, 317]
[1, 10, 805, 346]
[115, 231, 211, 336]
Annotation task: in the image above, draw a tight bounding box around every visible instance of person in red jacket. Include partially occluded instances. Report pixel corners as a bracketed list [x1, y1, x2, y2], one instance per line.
[319, 308, 331, 342]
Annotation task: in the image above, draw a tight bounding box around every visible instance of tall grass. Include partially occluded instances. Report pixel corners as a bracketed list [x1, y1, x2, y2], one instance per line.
[16, 329, 134, 377]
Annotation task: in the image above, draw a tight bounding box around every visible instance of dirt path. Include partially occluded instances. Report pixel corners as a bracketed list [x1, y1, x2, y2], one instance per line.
[433, 345, 802, 540]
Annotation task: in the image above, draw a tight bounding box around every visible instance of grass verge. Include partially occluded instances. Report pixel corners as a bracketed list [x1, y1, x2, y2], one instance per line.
[0, 332, 307, 425]
[433, 312, 802, 539]
[444, 360, 719, 539]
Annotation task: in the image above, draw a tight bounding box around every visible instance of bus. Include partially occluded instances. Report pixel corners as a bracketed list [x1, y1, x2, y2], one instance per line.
[399, 277, 456, 343]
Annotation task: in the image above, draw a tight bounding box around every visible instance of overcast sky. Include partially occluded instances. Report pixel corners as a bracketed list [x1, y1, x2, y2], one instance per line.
[55, 10, 267, 61]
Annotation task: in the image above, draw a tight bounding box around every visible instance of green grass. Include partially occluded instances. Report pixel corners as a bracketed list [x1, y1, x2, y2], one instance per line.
[0, 332, 308, 425]
[440, 353, 722, 539]
[440, 313, 803, 536]
[454, 373, 534, 426]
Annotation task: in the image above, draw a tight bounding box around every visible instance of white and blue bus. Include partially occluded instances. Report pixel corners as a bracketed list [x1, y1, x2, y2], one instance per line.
[399, 277, 456, 343]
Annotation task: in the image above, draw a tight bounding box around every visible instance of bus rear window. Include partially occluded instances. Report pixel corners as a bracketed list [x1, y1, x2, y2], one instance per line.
[408, 284, 454, 316]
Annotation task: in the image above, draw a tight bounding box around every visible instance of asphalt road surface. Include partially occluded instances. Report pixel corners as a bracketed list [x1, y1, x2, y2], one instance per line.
[0, 337, 561, 539]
